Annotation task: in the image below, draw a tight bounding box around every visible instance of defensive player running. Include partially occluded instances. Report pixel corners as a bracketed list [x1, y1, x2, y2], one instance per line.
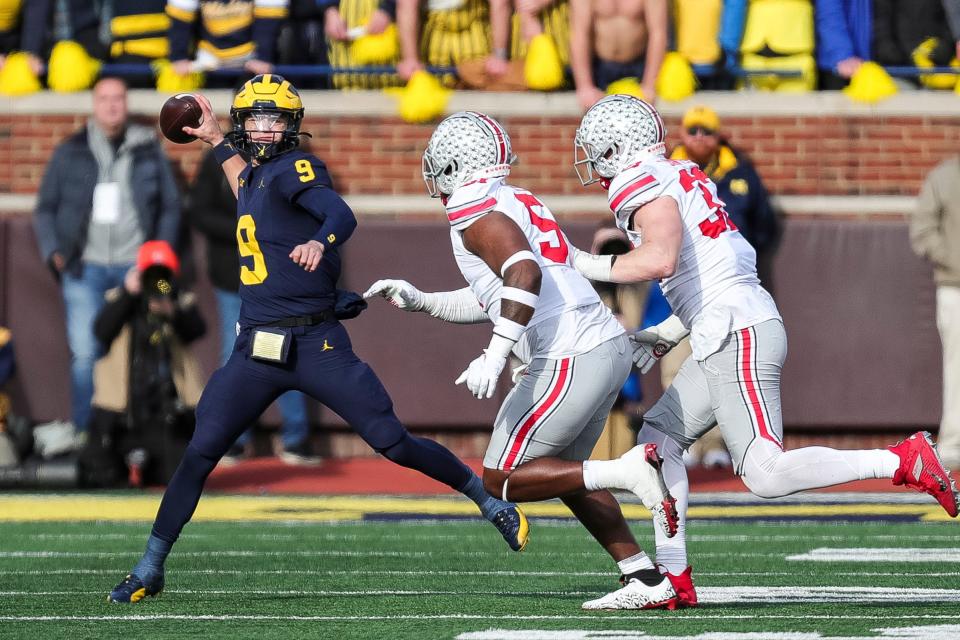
[365, 111, 681, 610]
[568, 94, 960, 609]
[108, 76, 528, 603]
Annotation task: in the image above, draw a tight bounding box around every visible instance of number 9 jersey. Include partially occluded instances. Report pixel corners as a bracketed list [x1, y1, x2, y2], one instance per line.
[607, 155, 781, 360]
[446, 178, 624, 363]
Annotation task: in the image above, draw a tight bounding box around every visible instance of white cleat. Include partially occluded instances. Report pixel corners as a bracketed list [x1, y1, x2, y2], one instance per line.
[620, 443, 679, 537]
[582, 576, 679, 610]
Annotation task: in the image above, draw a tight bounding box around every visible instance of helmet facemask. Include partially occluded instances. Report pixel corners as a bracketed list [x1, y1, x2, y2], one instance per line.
[231, 107, 303, 161]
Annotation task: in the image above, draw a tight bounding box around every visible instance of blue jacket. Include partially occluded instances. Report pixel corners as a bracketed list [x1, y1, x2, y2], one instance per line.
[815, 0, 872, 71]
[33, 126, 181, 276]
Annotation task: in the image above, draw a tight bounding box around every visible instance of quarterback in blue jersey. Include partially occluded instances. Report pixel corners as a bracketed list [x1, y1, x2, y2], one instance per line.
[109, 75, 528, 603]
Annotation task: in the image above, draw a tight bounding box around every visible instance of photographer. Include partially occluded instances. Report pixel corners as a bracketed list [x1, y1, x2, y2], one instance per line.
[79, 241, 206, 487]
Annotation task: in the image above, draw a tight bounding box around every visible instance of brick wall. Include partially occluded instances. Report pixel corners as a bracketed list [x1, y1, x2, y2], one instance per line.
[1, 113, 957, 198]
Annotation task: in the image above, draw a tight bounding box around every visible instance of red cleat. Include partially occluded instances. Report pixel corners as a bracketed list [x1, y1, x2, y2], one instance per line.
[660, 566, 698, 608]
[889, 431, 959, 517]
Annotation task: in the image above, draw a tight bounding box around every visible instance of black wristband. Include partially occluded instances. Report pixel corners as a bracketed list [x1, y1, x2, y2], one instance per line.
[213, 138, 240, 164]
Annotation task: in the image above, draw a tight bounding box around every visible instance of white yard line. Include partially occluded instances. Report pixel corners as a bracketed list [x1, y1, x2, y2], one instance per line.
[1, 614, 958, 622]
[0, 550, 786, 559]
[788, 548, 960, 562]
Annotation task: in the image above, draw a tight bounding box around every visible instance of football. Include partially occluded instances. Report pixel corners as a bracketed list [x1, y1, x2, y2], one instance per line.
[159, 93, 203, 144]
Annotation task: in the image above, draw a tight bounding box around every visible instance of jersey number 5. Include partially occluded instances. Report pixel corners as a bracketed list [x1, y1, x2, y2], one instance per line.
[678, 166, 738, 239]
[516, 193, 569, 264]
[237, 214, 268, 284]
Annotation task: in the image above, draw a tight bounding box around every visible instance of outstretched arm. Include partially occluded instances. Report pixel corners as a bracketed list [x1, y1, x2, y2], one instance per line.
[456, 212, 542, 398]
[364, 280, 489, 324]
[181, 94, 247, 198]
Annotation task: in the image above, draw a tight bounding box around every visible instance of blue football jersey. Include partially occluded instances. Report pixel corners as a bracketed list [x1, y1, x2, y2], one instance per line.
[235, 150, 342, 326]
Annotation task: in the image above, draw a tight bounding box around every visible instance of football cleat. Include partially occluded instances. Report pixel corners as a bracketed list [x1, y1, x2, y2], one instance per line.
[660, 565, 698, 607]
[582, 575, 678, 610]
[889, 431, 959, 517]
[490, 504, 530, 552]
[620, 443, 679, 537]
[107, 573, 164, 604]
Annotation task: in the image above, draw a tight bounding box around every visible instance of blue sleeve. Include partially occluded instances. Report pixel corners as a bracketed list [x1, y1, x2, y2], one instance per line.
[167, 12, 195, 61]
[718, 0, 747, 56]
[252, 16, 284, 62]
[276, 154, 356, 248]
[297, 187, 358, 249]
[815, 0, 855, 71]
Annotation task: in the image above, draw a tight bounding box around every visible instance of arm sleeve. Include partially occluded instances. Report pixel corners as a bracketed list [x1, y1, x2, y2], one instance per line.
[187, 152, 238, 243]
[166, 0, 199, 60]
[19, 0, 52, 55]
[421, 287, 489, 324]
[94, 290, 138, 348]
[252, 0, 289, 62]
[296, 187, 358, 249]
[32, 146, 65, 264]
[911, 167, 949, 267]
[718, 0, 747, 56]
[814, 0, 855, 70]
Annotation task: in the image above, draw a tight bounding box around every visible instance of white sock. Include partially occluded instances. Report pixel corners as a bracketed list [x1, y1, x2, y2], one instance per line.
[638, 425, 689, 574]
[617, 551, 655, 575]
[582, 459, 626, 491]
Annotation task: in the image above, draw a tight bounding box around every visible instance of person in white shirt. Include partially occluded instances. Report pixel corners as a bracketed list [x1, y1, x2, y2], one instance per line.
[366, 110, 680, 610]
[569, 94, 960, 609]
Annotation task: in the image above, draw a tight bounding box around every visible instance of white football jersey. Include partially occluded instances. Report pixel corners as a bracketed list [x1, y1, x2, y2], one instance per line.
[607, 155, 781, 360]
[446, 178, 624, 362]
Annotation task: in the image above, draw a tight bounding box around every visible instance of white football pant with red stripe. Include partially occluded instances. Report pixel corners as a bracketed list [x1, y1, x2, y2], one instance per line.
[483, 335, 632, 471]
[639, 318, 899, 573]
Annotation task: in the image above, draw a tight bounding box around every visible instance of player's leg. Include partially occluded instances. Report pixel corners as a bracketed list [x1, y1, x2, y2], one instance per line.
[109, 345, 283, 602]
[706, 320, 956, 515]
[295, 322, 527, 550]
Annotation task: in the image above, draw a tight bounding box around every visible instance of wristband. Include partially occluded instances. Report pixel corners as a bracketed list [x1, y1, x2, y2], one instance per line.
[573, 248, 615, 282]
[213, 138, 240, 164]
[501, 286, 539, 308]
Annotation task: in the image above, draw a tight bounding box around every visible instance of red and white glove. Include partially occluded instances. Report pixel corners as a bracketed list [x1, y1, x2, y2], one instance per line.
[629, 315, 689, 374]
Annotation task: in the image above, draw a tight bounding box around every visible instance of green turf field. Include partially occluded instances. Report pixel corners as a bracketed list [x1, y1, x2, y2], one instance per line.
[0, 495, 958, 639]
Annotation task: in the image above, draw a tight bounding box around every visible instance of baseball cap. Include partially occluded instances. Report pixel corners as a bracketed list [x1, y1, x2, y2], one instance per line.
[681, 106, 720, 132]
[136, 240, 180, 276]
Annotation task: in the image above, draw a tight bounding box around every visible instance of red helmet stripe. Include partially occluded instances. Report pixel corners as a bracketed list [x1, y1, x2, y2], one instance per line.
[472, 112, 508, 165]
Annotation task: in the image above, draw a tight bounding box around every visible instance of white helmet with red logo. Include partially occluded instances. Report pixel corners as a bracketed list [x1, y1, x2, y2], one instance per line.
[574, 94, 666, 186]
[422, 111, 515, 198]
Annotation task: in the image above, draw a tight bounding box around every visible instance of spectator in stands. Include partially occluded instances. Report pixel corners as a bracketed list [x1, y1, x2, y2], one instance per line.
[493, 0, 569, 84]
[911, 155, 960, 470]
[188, 149, 320, 466]
[80, 241, 205, 487]
[569, 0, 667, 110]
[325, 0, 400, 89]
[872, 0, 958, 89]
[814, 0, 870, 89]
[720, 0, 816, 92]
[166, 0, 289, 80]
[670, 105, 781, 291]
[32, 76, 180, 441]
[274, 0, 334, 88]
[0, 1, 47, 75]
[107, 0, 171, 87]
[672, 0, 732, 90]
[396, 0, 491, 82]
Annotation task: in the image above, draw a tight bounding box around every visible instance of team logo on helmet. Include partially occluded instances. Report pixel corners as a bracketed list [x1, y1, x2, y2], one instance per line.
[229, 74, 306, 161]
[574, 95, 666, 186]
[422, 111, 516, 198]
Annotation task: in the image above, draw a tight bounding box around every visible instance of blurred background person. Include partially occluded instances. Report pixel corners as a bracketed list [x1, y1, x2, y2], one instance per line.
[166, 0, 289, 83]
[569, 0, 667, 110]
[106, 0, 171, 88]
[32, 76, 180, 443]
[325, 0, 401, 89]
[189, 148, 320, 466]
[80, 241, 205, 488]
[670, 105, 781, 292]
[396, 0, 491, 82]
[911, 154, 960, 470]
[813, 0, 869, 90]
[872, 0, 958, 90]
[671, 0, 731, 90]
[720, 0, 816, 92]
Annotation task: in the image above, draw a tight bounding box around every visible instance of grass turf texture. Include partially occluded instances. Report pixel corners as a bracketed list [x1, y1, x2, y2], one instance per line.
[0, 509, 958, 638]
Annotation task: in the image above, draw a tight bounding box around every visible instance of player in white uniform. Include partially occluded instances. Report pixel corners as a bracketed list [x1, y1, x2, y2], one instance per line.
[366, 111, 682, 610]
[569, 94, 960, 609]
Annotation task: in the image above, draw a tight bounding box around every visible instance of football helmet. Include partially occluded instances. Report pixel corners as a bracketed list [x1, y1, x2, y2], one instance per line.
[422, 111, 515, 198]
[574, 94, 666, 186]
[230, 74, 305, 161]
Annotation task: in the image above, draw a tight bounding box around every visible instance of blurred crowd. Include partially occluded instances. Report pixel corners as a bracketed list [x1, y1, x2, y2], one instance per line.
[0, 0, 959, 108]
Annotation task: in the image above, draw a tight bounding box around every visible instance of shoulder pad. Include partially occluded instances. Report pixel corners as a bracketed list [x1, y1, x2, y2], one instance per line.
[275, 153, 333, 200]
[445, 179, 500, 231]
